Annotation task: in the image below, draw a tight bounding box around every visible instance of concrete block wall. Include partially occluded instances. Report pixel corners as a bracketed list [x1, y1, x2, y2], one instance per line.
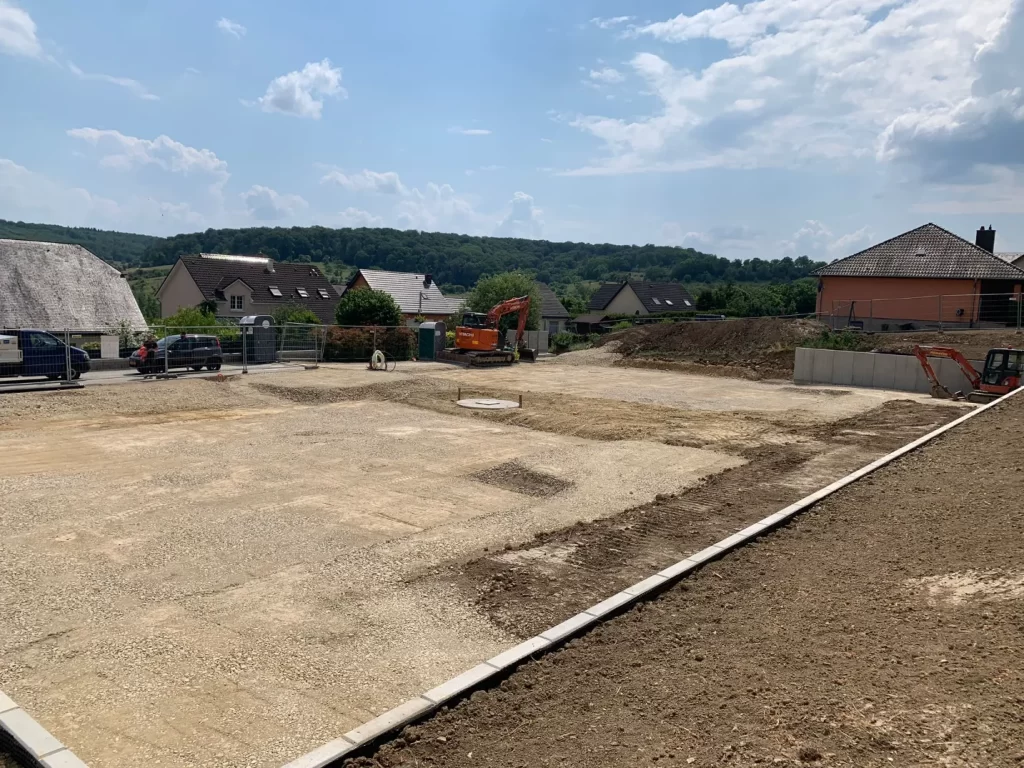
[794, 347, 983, 395]
[506, 330, 549, 353]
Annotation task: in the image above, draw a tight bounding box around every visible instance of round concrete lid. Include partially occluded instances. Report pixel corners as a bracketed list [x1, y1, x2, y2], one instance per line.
[457, 398, 520, 410]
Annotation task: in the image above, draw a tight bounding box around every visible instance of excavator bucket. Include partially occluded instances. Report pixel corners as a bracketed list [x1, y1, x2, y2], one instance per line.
[519, 347, 538, 362]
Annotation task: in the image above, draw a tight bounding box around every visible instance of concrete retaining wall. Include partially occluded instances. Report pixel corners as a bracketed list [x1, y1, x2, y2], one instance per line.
[794, 348, 982, 394]
[505, 330, 549, 353]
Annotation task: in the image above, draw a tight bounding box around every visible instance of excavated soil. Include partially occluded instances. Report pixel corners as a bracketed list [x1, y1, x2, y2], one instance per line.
[598, 320, 1024, 380]
[471, 461, 573, 498]
[345, 396, 1024, 768]
[429, 400, 960, 638]
[603, 317, 825, 379]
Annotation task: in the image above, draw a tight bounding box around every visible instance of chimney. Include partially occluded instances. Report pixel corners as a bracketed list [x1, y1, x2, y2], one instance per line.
[264, 260, 275, 274]
[976, 225, 996, 253]
[423, 274, 433, 289]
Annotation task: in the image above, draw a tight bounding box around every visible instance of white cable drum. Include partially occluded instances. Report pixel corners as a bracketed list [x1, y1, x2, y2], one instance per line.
[371, 350, 386, 370]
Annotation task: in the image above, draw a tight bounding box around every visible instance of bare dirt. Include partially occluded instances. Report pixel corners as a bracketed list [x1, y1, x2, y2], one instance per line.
[603, 317, 825, 379]
[345, 395, 1024, 768]
[596, 319, 1024, 380]
[470, 461, 573, 498]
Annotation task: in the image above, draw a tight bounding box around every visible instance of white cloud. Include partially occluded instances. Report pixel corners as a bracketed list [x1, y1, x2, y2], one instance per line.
[0, 157, 205, 233]
[912, 166, 1024, 214]
[782, 220, 872, 260]
[589, 67, 626, 84]
[320, 168, 408, 195]
[396, 182, 482, 232]
[590, 16, 635, 29]
[217, 17, 246, 38]
[495, 191, 544, 239]
[541, 138, 554, 143]
[68, 61, 158, 101]
[449, 127, 492, 136]
[0, 1, 41, 58]
[241, 185, 307, 221]
[336, 207, 384, 228]
[571, 0, 1018, 183]
[257, 59, 346, 119]
[67, 128, 229, 184]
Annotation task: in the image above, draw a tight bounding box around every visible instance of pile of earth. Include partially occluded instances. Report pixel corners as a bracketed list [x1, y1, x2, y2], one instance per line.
[599, 318, 827, 379]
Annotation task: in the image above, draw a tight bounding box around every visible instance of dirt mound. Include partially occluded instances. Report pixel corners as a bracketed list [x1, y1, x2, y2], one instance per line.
[603, 318, 826, 378]
[471, 461, 573, 498]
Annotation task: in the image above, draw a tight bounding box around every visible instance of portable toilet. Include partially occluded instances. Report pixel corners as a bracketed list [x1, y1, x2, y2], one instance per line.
[418, 322, 445, 361]
[240, 315, 276, 364]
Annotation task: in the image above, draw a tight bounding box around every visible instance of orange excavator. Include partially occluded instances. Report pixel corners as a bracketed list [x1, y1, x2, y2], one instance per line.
[913, 345, 1023, 403]
[447, 295, 537, 366]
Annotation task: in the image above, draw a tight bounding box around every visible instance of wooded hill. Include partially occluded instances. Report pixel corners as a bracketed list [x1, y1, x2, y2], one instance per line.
[0, 219, 826, 290]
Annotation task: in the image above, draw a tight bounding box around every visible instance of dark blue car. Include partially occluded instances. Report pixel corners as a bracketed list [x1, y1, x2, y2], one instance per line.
[0, 329, 92, 380]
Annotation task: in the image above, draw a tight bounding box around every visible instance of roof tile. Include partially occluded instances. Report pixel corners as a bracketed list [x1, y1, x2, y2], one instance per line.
[814, 224, 1024, 280]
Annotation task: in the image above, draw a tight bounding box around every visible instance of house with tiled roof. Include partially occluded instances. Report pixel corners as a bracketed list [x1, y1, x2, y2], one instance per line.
[536, 283, 569, 335]
[587, 280, 696, 317]
[345, 269, 462, 325]
[157, 254, 341, 323]
[813, 224, 1024, 331]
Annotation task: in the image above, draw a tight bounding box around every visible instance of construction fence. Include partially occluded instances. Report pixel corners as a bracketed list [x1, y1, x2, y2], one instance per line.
[822, 291, 1024, 332]
[0, 323, 419, 386]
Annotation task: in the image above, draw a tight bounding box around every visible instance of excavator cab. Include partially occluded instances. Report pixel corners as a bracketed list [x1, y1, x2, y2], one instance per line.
[981, 348, 1024, 389]
[459, 312, 490, 329]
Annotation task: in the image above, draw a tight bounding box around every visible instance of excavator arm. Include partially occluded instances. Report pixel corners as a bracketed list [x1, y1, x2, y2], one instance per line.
[486, 295, 532, 350]
[912, 345, 982, 398]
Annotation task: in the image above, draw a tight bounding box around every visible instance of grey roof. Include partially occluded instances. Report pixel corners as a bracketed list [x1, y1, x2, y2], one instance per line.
[589, 281, 696, 313]
[536, 283, 569, 319]
[173, 255, 340, 323]
[814, 224, 1024, 280]
[997, 252, 1024, 267]
[0, 239, 146, 330]
[351, 269, 462, 315]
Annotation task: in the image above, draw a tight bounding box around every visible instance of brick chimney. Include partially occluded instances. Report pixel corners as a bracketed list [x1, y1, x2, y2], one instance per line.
[976, 225, 996, 253]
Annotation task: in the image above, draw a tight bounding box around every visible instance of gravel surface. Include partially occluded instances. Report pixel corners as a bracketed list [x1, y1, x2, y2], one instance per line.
[346, 394, 1024, 768]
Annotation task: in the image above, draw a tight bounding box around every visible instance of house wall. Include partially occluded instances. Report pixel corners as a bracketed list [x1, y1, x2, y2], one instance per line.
[158, 262, 206, 317]
[603, 285, 648, 316]
[818, 276, 981, 330]
[217, 279, 253, 319]
[543, 318, 567, 335]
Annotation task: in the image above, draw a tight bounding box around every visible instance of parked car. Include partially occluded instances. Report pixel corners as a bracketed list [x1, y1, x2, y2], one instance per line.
[0, 329, 91, 380]
[129, 334, 223, 374]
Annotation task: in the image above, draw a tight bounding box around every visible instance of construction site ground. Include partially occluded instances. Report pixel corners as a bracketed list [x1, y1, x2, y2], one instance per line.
[347, 392, 1024, 768]
[604, 317, 1024, 380]
[0, 360, 966, 768]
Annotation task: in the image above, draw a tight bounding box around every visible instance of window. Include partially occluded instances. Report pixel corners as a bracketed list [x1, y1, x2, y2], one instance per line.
[665, 299, 673, 305]
[28, 331, 60, 348]
[296, 287, 309, 298]
[317, 288, 330, 299]
[269, 286, 282, 297]
[230, 295, 244, 310]
[652, 298, 661, 305]
[684, 300, 692, 307]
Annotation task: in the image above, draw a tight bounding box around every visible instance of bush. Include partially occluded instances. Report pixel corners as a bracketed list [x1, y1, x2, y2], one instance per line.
[272, 304, 322, 326]
[335, 289, 403, 327]
[323, 326, 415, 362]
[611, 320, 633, 331]
[551, 331, 600, 353]
[801, 330, 867, 351]
[446, 330, 456, 348]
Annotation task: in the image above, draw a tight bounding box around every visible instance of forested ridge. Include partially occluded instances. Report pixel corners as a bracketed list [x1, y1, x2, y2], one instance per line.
[0, 219, 826, 290]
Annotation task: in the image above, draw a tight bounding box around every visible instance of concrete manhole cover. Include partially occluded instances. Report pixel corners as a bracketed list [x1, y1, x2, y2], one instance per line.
[457, 398, 520, 410]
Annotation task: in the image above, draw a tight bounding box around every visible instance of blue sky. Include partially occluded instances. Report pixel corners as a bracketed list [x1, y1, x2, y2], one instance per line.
[1, 0, 1022, 260]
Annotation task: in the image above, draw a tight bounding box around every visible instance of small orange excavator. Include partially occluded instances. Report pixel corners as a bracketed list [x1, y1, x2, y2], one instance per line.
[449, 295, 537, 366]
[913, 345, 1023, 403]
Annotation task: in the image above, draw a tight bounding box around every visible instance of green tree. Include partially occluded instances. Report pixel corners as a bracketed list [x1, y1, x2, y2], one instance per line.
[131, 284, 162, 322]
[466, 271, 542, 331]
[335, 289, 403, 327]
[271, 304, 322, 325]
[162, 306, 217, 332]
[198, 299, 219, 315]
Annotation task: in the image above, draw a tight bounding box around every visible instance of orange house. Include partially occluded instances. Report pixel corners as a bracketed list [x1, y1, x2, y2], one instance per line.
[814, 224, 1024, 331]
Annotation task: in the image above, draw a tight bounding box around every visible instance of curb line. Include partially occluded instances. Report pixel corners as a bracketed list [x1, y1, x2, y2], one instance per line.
[0, 691, 88, 768]
[281, 389, 1020, 768]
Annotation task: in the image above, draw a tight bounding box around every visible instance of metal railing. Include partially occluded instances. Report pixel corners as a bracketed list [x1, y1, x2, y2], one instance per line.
[822, 291, 1024, 333]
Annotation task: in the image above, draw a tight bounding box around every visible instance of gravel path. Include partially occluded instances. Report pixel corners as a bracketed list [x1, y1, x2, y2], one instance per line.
[345, 395, 1024, 768]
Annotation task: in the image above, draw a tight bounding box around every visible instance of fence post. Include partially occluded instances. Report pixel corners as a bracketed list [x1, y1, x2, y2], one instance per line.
[373, 328, 378, 354]
[163, 330, 169, 375]
[318, 327, 327, 365]
[242, 326, 248, 374]
[868, 300, 873, 332]
[64, 328, 72, 383]
[938, 295, 943, 332]
[1017, 291, 1022, 334]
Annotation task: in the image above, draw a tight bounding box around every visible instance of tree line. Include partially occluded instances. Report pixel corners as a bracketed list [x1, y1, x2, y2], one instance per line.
[0, 219, 826, 289]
